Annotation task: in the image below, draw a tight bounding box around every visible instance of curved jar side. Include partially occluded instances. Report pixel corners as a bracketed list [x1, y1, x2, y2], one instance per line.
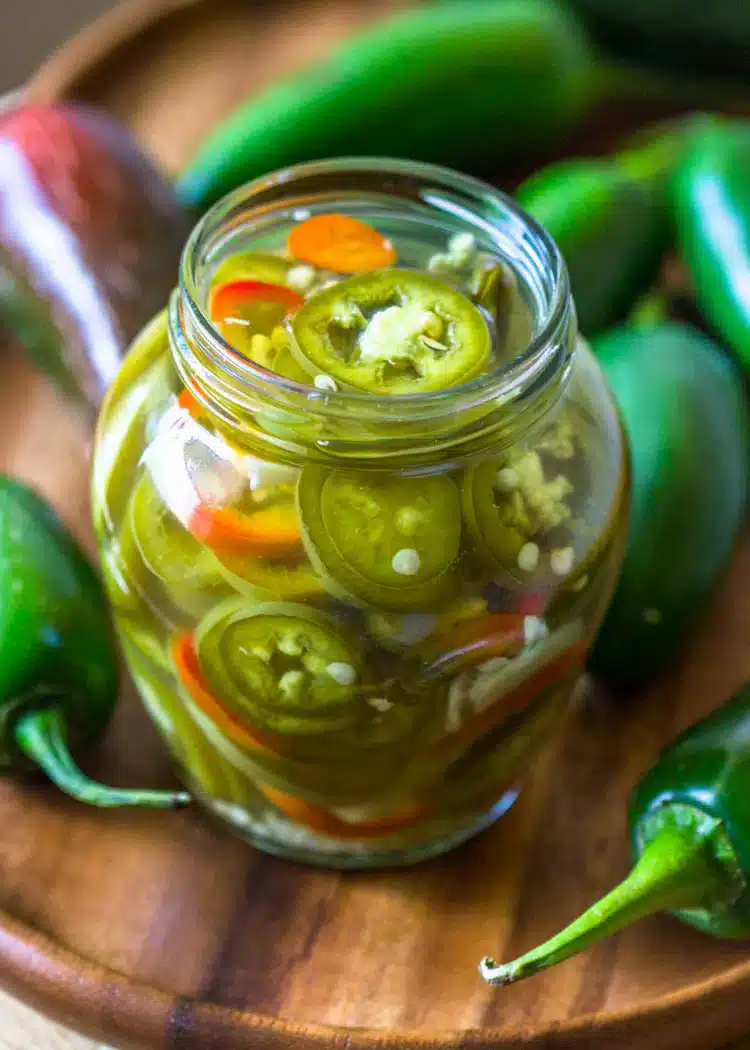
[91, 159, 628, 868]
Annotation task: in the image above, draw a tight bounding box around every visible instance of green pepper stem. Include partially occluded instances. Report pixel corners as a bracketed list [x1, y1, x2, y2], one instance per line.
[479, 814, 740, 986]
[14, 706, 190, 810]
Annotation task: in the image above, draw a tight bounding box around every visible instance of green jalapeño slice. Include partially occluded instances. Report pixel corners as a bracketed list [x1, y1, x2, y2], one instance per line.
[290, 270, 490, 393]
[211, 251, 294, 287]
[129, 473, 226, 592]
[461, 432, 577, 585]
[297, 466, 461, 609]
[192, 599, 366, 737]
[122, 472, 230, 618]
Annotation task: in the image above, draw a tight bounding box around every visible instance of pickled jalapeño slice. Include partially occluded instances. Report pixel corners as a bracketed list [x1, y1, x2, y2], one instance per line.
[290, 270, 490, 393]
[297, 466, 461, 609]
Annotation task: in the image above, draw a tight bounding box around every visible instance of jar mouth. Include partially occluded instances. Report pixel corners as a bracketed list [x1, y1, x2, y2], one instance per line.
[176, 157, 572, 427]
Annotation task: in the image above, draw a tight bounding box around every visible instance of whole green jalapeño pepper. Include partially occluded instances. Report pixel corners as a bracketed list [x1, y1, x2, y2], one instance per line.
[0, 475, 189, 809]
[515, 116, 712, 336]
[516, 159, 662, 335]
[480, 685, 750, 987]
[589, 321, 748, 687]
[674, 122, 750, 372]
[510, 112, 714, 333]
[178, 1, 598, 210]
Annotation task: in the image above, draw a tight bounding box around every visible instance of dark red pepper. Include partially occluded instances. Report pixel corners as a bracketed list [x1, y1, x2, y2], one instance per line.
[0, 104, 190, 412]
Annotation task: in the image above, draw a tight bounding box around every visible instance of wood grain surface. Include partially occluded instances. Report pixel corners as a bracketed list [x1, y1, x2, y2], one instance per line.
[0, 0, 745, 1047]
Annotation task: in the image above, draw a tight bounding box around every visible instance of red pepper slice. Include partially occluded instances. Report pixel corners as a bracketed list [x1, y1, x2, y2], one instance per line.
[173, 632, 284, 757]
[176, 381, 303, 560]
[258, 783, 430, 840]
[210, 279, 304, 326]
[517, 592, 549, 616]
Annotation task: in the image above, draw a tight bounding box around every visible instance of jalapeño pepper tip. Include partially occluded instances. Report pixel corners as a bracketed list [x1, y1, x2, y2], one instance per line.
[479, 804, 744, 988]
[14, 706, 191, 810]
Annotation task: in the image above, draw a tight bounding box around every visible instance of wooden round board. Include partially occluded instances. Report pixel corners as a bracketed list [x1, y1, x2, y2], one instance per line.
[1, 0, 748, 1046]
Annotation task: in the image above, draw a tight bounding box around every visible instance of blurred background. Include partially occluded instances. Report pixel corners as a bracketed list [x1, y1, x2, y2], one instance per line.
[0, 0, 115, 91]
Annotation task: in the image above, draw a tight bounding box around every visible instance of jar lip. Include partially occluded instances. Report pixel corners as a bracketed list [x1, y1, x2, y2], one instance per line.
[178, 157, 572, 422]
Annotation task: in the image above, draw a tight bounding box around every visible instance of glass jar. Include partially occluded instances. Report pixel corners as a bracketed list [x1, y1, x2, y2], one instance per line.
[91, 159, 628, 869]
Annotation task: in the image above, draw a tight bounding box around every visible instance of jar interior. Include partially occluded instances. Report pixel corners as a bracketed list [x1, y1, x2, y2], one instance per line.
[197, 191, 539, 371]
[178, 161, 570, 423]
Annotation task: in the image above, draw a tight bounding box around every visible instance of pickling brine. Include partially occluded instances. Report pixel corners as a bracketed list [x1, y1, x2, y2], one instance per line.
[92, 159, 628, 867]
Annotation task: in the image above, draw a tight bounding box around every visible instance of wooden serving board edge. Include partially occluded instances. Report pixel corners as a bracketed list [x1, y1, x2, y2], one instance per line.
[28, 0, 204, 106]
[4, 898, 750, 1050]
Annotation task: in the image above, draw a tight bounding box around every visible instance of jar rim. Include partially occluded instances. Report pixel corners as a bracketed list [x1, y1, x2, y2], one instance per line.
[176, 158, 572, 423]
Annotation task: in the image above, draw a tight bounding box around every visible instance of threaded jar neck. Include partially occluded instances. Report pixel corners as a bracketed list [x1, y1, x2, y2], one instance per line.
[170, 158, 576, 468]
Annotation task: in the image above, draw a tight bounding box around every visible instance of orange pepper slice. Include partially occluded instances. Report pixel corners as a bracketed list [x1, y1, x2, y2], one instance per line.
[172, 632, 284, 757]
[178, 387, 202, 417]
[258, 783, 430, 840]
[288, 213, 397, 274]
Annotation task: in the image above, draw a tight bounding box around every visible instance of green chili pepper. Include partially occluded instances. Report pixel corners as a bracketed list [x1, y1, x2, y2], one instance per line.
[515, 115, 713, 335]
[588, 322, 749, 686]
[212, 252, 294, 287]
[179, 0, 737, 214]
[178, 1, 599, 211]
[0, 474, 189, 809]
[517, 158, 662, 335]
[513, 114, 719, 336]
[461, 449, 578, 589]
[128, 474, 229, 592]
[674, 121, 750, 372]
[480, 683, 750, 986]
[614, 113, 720, 195]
